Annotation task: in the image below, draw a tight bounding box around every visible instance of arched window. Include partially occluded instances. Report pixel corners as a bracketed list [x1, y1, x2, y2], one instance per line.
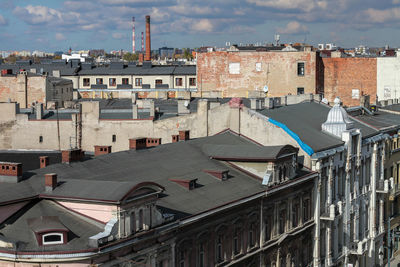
[216, 234, 224, 263]
[42, 233, 64, 245]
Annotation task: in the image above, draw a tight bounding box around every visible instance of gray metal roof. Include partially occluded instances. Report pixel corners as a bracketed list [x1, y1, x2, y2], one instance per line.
[351, 110, 400, 131]
[258, 102, 379, 152]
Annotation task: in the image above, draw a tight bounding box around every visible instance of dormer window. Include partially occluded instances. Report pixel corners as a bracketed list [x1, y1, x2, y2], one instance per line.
[42, 233, 64, 245]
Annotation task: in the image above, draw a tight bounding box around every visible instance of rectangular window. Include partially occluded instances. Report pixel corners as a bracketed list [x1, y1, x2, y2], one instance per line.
[297, 87, 304, 95]
[109, 78, 116, 86]
[216, 235, 223, 262]
[352, 89, 360, 99]
[83, 78, 90, 86]
[175, 77, 183, 86]
[229, 62, 240, 74]
[156, 79, 163, 85]
[189, 77, 196, 86]
[122, 78, 129, 85]
[96, 78, 103, 85]
[39, 136, 43, 143]
[135, 78, 142, 86]
[297, 62, 305, 76]
[112, 134, 116, 142]
[279, 210, 286, 234]
[256, 62, 262, 72]
[198, 243, 205, 267]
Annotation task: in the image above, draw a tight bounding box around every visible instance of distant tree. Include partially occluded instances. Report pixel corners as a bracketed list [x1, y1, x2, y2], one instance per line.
[123, 52, 138, 62]
[183, 48, 193, 60]
[53, 55, 62, 60]
[5, 55, 17, 63]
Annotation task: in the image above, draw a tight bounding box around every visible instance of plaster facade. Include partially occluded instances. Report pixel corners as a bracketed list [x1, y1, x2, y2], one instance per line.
[377, 55, 400, 101]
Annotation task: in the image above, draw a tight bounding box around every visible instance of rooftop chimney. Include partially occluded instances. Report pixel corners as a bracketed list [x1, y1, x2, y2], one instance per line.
[62, 149, 84, 164]
[94, 146, 112, 156]
[179, 130, 190, 141]
[145, 15, 151, 61]
[39, 156, 49, 168]
[36, 103, 43, 120]
[0, 162, 22, 183]
[45, 173, 57, 192]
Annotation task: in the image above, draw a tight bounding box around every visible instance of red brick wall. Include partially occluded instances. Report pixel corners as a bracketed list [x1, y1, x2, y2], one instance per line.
[0, 163, 22, 176]
[197, 51, 317, 97]
[322, 58, 377, 107]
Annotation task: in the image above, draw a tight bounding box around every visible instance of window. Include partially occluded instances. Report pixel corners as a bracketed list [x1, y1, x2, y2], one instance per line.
[39, 136, 43, 143]
[292, 202, 299, 228]
[189, 77, 196, 86]
[109, 78, 116, 86]
[279, 210, 286, 234]
[198, 243, 205, 267]
[135, 78, 142, 86]
[233, 229, 241, 255]
[155, 79, 163, 85]
[179, 251, 185, 267]
[122, 78, 129, 85]
[175, 78, 183, 86]
[112, 134, 116, 142]
[297, 87, 304, 95]
[138, 209, 143, 230]
[249, 223, 256, 247]
[303, 199, 311, 222]
[96, 78, 103, 85]
[352, 89, 360, 99]
[83, 78, 90, 86]
[297, 62, 305, 76]
[256, 62, 262, 72]
[216, 235, 223, 262]
[229, 63, 240, 74]
[42, 233, 63, 245]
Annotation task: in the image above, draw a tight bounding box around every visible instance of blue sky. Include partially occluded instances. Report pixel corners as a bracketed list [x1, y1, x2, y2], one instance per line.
[1, 0, 400, 52]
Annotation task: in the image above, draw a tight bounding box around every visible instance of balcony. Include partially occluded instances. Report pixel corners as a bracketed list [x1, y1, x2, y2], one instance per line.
[377, 179, 389, 194]
[390, 184, 400, 201]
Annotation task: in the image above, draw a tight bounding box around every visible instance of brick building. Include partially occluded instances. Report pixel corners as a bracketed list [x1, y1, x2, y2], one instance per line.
[197, 47, 322, 98]
[322, 57, 377, 107]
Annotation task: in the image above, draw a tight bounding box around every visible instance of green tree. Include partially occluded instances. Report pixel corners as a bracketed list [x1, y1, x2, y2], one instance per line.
[123, 52, 138, 62]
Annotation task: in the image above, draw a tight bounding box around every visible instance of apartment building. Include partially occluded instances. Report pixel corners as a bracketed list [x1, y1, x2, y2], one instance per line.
[0, 130, 317, 266]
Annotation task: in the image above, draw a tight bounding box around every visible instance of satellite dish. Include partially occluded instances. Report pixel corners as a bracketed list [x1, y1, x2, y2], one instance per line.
[184, 100, 189, 107]
[263, 85, 269, 93]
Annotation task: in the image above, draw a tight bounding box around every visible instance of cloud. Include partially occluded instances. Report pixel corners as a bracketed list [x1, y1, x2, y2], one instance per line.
[0, 15, 7, 26]
[363, 7, 400, 23]
[112, 32, 125, 39]
[247, 0, 328, 12]
[13, 5, 62, 25]
[277, 21, 309, 34]
[55, 33, 66, 41]
[191, 19, 214, 32]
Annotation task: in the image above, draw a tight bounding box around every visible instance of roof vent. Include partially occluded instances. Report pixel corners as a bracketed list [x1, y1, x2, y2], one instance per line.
[94, 145, 112, 156]
[322, 97, 354, 138]
[179, 130, 190, 141]
[170, 178, 197, 190]
[62, 149, 84, 164]
[39, 156, 49, 168]
[203, 170, 229, 181]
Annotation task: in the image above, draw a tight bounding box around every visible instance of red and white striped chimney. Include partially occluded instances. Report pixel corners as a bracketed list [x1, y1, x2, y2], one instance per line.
[145, 15, 151, 61]
[132, 17, 136, 53]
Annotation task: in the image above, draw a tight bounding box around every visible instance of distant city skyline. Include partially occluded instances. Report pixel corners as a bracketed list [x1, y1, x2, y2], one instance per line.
[1, 0, 400, 51]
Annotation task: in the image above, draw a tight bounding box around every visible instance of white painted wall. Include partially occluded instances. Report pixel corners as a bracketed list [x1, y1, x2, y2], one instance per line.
[377, 54, 400, 101]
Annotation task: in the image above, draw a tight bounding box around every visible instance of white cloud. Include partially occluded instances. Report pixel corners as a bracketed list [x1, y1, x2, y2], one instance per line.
[0, 15, 7, 26]
[112, 32, 125, 39]
[363, 7, 400, 23]
[191, 19, 214, 32]
[13, 5, 62, 24]
[55, 32, 66, 41]
[247, 0, 328, 12]
[277, 21, 309, 34]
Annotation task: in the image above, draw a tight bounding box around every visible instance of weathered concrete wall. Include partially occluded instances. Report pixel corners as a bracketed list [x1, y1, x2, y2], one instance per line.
[197, 51, 317, 97]
[377, 55, 400, 101]
[322, 57, 377, 106]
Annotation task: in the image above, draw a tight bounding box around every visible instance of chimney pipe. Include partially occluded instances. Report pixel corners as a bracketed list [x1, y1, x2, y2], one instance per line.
[132, 17, 136, 53]
[145, 15, 151, 61]
[141, 32, 144, 52]
[39, 156, 49, 168]
[45, 173, 57, 192]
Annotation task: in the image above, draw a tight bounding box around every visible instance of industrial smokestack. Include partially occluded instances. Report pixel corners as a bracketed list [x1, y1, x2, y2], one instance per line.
[141, 32, 144, 52]
[145, 15, 151, 61]
[132, 17, 135, 53]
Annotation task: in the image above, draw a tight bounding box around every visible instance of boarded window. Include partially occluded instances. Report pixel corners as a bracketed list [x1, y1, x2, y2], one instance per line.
[229, 63, 240, 74]
[256, 62, 262, 72]
[352, 89, 360, 99]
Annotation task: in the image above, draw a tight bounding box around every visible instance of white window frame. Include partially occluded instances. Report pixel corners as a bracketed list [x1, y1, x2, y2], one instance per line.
[42, 232, 64, 245]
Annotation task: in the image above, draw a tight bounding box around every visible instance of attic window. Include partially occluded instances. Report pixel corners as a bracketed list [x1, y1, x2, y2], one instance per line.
[170, 178, 197, 190]
[42, 233, 63, 245]
[203, 170, 229, 181]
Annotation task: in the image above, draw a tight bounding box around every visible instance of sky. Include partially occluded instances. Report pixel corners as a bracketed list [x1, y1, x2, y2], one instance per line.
[1, 0, 400, 52]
